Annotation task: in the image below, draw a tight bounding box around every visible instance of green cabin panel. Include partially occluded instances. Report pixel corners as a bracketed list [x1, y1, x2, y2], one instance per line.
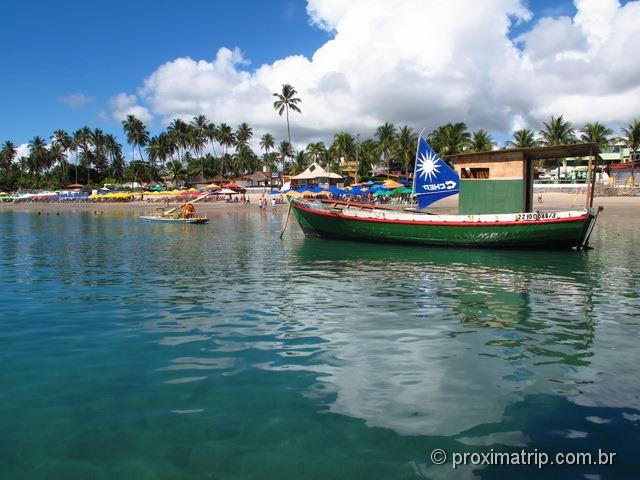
[459, 180, 524, 214]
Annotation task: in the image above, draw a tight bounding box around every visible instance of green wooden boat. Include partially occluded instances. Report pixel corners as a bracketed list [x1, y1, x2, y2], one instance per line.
[287, 134, 604, 249]
[290, 199, 598, 249]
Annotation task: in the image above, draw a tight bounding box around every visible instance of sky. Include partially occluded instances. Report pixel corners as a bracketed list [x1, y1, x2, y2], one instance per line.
[1, 0, 639, 157]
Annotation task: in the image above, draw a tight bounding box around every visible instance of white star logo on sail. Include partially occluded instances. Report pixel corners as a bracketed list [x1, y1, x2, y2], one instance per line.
[416, 149, 441, 182]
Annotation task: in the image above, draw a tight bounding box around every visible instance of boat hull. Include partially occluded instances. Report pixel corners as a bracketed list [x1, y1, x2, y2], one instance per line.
[291, 200, 595, 249]
[139, 216, 209, 224]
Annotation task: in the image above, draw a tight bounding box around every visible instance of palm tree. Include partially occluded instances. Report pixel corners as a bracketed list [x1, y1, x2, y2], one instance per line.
[272, 84, 302, 147]
[358, 139, 379, 178]
[506, 129, 538, 148]
[292, 150, 309, 173]
[51, 130, 72, 179]
[92, 128, 110, 178]
[167, 118, 190, 162]
[203, 121, 219, 158]
[190, 115, 210, 176]
[580, 122, 613, 149]
[375, 122, 397, 178]
[48, 144, 67, 185]
[395, 126, 418, 178]
[260, 133, 275, 171]
[260, 133, 275, 154]
[539, 115, 576, 145]
[306, 142, 326, 165]
[235, 122, 253, 147]
[470, 129, 496, 152]
[428, 122, 471, 157]
[235, 143, 257, 175]
[277, 141, 294, 179]
[332, 132, 355, 163]
[146, 136, 163, 168]
[104, 134, 124, 179]
[27, 136, 49, 174]
[122, 114, 149, 162]
[539, 115, 576, 180]
[0, 140, 17, 175]
[216, 123, 235, 175]
[619, 120, 640, 185]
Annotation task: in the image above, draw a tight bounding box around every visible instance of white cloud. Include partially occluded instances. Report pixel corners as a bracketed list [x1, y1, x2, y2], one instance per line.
[112, 0, 640, 145]
[58, 92, 94, 109]
[107, 92, 152, 124]
[16, 143, 30, 158]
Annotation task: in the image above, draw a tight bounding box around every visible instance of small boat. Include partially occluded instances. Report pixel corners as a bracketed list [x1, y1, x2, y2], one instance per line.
[289, 132, 602, 250]
[139, 215, 209, 224]
[291, 198, 598, 249]
[139, 193, 211, 224]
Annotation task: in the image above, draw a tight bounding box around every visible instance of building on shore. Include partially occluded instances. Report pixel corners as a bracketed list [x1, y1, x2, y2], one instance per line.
[289, 163, 343, 189]
[447, 143, 600, 214]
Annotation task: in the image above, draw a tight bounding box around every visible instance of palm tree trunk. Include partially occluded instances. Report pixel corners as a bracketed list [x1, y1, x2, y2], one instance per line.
[286, 106, 291, 145]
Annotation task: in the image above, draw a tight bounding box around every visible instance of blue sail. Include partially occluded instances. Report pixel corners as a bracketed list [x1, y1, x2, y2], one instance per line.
[413, 131, 460, 209]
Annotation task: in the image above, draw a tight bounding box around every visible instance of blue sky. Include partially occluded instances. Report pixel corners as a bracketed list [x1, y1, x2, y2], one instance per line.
[1, 0, 635, 150]
[0, 0, 328, 144]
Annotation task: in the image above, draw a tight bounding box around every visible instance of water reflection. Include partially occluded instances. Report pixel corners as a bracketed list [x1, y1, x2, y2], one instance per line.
[282, 239, 599, 435]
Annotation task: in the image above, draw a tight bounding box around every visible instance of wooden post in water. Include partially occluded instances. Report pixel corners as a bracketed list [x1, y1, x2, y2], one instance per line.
[280, 198, 293, 238]
[585, 147, 593, 208]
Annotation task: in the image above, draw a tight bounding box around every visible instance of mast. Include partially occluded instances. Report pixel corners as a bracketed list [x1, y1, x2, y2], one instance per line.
[163, 193, 212, 216]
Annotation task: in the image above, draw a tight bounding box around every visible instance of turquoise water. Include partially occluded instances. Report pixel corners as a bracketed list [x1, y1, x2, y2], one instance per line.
[0, 208, 639, 479]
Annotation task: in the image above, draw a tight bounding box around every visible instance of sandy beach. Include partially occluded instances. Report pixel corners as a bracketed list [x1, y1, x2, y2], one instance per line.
[2, 192, 638, 219]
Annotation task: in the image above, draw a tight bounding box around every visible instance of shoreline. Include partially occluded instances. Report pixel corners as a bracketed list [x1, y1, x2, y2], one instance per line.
[1, 193, 639, 218]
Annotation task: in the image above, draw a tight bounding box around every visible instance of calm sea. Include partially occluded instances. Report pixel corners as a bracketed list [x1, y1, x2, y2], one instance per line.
[0, 208, 638, 479]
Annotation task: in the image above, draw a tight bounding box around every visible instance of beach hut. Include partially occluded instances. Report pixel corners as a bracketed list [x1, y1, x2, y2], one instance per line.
[447, 143, 601, 214]
[243, 171, 271, 187]
[186, 174, 209, 189]
[289, 163, 342, 189]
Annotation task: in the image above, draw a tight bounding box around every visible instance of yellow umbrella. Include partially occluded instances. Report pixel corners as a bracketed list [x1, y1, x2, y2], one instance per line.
[285, 191, 303, 198]
[202, 183, 220, 190]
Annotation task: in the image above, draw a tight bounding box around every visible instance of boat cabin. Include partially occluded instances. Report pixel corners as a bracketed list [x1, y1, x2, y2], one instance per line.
[447, 143, 600, 214]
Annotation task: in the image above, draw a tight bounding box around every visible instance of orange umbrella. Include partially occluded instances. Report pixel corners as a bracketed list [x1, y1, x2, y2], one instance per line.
[383, 179, 404, 189]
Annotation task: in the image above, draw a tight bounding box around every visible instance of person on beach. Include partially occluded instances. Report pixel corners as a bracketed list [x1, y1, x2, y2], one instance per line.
[271, 198, 276, 211]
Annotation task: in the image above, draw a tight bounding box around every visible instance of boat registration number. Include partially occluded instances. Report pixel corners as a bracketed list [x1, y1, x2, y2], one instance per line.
[515, 212, 557, 221]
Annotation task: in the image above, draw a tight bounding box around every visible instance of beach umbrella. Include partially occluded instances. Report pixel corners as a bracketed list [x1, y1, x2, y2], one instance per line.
[202, 183, 220, 190]
[383, 179, 404, 189]
[399, 187, 413, 194]
[285, 191, 303, 198]
[217, 188, 239, 194]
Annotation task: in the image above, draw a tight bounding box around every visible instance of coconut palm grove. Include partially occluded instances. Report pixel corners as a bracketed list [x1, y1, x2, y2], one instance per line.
[1, 83, 638, 191]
